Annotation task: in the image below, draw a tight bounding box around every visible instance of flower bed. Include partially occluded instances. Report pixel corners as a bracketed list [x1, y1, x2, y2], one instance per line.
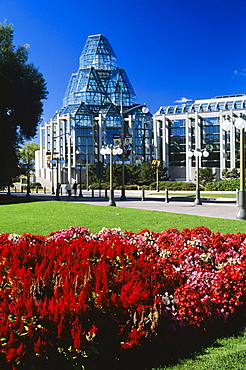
[0, 226, 245, 369]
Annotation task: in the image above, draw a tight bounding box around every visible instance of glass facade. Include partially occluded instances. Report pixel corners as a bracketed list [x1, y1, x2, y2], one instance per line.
[159, 95, 246, 115]
[202, 117, 220, 167]
[154, 94, 246, 181]
[63, 34, 136, 108]
[134, 114, 153, 163]
[169, 119, 186, 166]
[39, 34, 153, 185]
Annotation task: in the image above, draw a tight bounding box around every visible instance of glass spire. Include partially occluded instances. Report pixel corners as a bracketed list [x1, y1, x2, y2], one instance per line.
[63, 34, 136, 108]
[79, 34, 117, 70]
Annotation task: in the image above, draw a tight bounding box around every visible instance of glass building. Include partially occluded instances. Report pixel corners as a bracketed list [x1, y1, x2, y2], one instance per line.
[36, 34, 153, 188]
[153, 95, 246, 181]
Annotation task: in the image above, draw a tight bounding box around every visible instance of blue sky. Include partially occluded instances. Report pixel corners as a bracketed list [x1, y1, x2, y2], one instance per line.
[1, 0, 245, 135]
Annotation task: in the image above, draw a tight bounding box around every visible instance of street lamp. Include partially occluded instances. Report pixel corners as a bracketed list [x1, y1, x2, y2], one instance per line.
[222, 114, 246, 219]
[115, 136, 131, 201]
[50, 156, 65, 200]
[51, 163, 55, 194]
[118, 105, 148, 201]
[119, 82, 127, 201]
[188, 148, 209, 205]
[100, 145, 123, 206]
[152, 159, 161, 192]
[120, 151, 127, 201]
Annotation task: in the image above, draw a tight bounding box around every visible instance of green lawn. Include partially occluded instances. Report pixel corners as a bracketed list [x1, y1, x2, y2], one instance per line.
[167, 192, 236, 199]
[155, 328, 246, 370]
[0, 196, 246, 236]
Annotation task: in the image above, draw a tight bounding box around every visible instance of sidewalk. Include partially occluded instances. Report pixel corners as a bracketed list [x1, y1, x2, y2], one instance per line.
[8, 189, 239, 220]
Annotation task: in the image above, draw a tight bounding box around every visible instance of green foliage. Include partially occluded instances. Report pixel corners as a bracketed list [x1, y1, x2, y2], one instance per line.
[101, 162, 169, 187]
[27, 182, 42, 189]
[139, 162, 168, 185]
[197, 167, 216, 188]
[205, 179, 240, 191]
[90, 181, 196, 191]
[0, 21, 48, 186]
[155, 328, 246, 370]
[151, 181, 196, 191]
[125, 162, 141, 184]
[124, 184, 139, 190]
[103, 163, 140, 186]
[18, 141, 40, 181]
[87, 163, 97, 185]
[222, 168, 240, 180]
[18, 141, 39, 167]
[139, 161, 155, 184]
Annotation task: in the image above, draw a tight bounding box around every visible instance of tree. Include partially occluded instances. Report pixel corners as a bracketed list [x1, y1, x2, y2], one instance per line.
[18, 142, 39, 195]
[230, 168, 240, 179]
[139, 162, 155, 184]
[18, 141, 40, 167]
[139, 161, 168, 185]
[0, 21, 48, 186]
[198, 167, 216, 188]
[221, 168, 231, 180]
[104, 163, 122, 186]
[103, 163, 140, 187]
[222, 168, 240, 180]
[125, 163, 140, 185]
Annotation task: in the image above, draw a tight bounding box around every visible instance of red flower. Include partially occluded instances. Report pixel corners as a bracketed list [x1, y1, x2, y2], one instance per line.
[33, 336, 47, 357]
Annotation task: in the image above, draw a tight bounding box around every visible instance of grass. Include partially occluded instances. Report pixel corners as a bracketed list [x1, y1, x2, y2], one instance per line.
[154, 328, 246, 370]
[0, 195, 245, 236]
[167, 192, 236, 199]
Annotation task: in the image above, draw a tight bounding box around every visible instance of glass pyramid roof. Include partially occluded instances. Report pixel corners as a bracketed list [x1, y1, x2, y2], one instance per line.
[62, 34, 136, 109]
[80, 34, 117, 70]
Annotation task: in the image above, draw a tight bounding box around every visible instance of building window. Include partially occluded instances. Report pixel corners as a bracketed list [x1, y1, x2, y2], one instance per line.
[202, 117, 220, 167]
[105, 116, 121, 128]
[169, 119, 186, 166]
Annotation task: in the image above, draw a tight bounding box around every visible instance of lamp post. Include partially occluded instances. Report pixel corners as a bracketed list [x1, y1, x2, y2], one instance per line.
[119, 82, 127, 201]
[50, 156, 65, 200]
[100, 145, 123, 206]
[152, 159, 161, 192]
[120, 152, 127, 200]
[85, 140, 89, 190]
[222, 115, 246, 219]
[236, 116, 246, 220]
[188, 149, 209, 205]
[51, 163, 55, 194]
[115, 136, 131, 201]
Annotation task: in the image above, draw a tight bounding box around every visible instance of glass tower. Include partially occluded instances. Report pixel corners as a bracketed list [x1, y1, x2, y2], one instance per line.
[37, 34, 153, 187]
[63, 34, 136, 108]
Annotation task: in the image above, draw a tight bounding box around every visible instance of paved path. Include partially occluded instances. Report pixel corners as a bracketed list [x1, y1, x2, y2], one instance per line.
[8, 190, 240, 220]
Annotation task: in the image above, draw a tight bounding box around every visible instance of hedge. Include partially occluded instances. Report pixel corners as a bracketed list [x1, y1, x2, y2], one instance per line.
[205, 179, 240, 191]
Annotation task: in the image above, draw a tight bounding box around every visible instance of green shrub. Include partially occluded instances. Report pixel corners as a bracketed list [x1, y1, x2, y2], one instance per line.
[205, 179, 240, 191]
[90, 181, 197, 191]
[91, 183, 139, 190]
[30, 182, 42, 189]
[151, 181, 196, 191]
[90, 182, 116, 190]
[124, 184, 139, 190]
[21, 183, 42, 190]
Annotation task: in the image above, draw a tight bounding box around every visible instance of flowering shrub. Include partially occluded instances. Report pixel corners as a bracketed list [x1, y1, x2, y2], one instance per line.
[0, 226, 245, 369]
